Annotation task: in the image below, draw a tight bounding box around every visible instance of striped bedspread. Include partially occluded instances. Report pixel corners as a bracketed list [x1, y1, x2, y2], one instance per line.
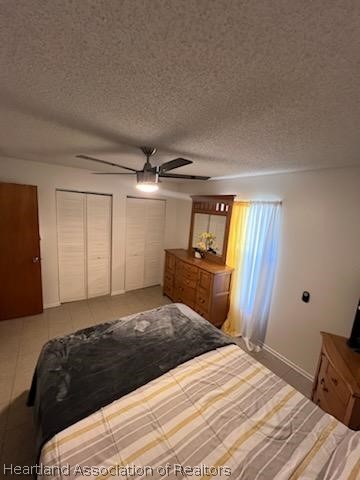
[40, 345, 360, 480]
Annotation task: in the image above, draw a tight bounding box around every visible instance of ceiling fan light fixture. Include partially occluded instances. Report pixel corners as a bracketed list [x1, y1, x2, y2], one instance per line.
[136, 183, 159, 193]
[136, 170, 159, 192]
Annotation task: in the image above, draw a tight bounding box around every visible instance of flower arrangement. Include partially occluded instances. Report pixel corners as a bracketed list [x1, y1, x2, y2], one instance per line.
[196, 232, 217, 255]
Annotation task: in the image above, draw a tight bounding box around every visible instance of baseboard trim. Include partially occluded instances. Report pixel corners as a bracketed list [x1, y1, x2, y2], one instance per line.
[44, 302, 61, 309]
[262, 343, 314, 382]
[111, 290, 125, 296]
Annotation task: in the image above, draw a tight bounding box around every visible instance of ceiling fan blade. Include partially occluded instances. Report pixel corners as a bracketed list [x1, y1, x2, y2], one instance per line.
[92, 172, 135, 175]
[159, 157, 192, 172]
[159, 173, 210, 180]
[76, 154, 138, 172]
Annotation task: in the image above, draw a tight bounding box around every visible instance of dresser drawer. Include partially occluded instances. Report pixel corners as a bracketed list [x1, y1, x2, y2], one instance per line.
[175, 284, 196, 308]
[163, 282, 174, 299]
[164, 271, 174, 285]
[177, 260, 197, 286]
[182, 285, 196, 307]
[326, 362, 350, 405]
[165, 253, 176, 273]
[182, 276, 197, 289]
[195, 305, 210, 320]
[198, 270, 211, 290]
[163, 272, 174, 298]
[196, 289, 210, 312]
[174, 277, 183, 290]
[175, 258, 184, 276]
[183, 262, 198, 278]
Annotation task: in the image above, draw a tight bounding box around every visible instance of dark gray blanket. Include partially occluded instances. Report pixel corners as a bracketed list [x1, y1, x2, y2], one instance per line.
[27, 304, 234, 460]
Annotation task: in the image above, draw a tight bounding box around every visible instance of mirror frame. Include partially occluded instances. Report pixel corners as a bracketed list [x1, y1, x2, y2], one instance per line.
[188, 195, 235, 265]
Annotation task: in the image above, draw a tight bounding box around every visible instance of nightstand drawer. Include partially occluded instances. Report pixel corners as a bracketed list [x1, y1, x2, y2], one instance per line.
[318, 354, 328, 381]
[327, 363, 350, 405]
[315, 379, 346, 423]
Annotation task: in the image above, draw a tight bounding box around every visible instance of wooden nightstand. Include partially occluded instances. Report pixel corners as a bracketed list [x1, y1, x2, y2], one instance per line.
[312, 332, 360, 430]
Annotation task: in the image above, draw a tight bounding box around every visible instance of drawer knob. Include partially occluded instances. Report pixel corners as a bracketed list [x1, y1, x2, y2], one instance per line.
[320, 378, 328, 392]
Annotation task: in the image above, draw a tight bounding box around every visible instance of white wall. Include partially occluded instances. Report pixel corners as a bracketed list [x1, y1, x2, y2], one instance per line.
[178, 167, 360, 377]
[0, 157, 190, 308]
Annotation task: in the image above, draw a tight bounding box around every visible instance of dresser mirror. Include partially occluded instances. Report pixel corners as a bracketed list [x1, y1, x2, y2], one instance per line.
[191, 213, 227, 255]
[188, 195, 235, 265]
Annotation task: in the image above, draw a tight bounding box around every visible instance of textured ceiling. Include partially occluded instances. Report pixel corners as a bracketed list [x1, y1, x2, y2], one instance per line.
[1, 0, 360, 178]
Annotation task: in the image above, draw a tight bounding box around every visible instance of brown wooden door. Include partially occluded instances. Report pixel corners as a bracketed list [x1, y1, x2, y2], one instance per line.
[0, 183, 43, 320]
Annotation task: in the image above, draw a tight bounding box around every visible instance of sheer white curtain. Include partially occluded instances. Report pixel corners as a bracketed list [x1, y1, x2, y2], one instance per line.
[239, 202, 281, 351]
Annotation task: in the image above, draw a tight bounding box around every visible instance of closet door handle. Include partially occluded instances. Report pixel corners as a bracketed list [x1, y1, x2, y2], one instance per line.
[32, 256, 40, 263]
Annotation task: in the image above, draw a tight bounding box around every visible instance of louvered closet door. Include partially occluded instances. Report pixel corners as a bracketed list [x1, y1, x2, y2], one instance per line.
[125, 198, 165, 291]
[144, 199, 165, 287]
[87, 194, 112, 298]
[57, 191, 87, 302]
[125, 198, 146, 290]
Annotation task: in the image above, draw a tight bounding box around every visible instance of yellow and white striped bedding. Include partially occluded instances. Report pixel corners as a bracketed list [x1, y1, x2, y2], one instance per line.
[40, 345, 360, 480]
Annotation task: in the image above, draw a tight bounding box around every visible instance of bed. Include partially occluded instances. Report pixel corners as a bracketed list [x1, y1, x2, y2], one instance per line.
[28, 304, 360, 479]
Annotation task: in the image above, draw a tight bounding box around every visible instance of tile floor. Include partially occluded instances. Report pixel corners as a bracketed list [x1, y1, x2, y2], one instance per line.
[234, 337, 313, 398]
[0, 286, 312, 475]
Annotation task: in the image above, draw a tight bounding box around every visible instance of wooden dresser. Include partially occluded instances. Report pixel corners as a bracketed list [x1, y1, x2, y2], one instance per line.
[163, 249, 233, 328]
[312, 332, 360, 430]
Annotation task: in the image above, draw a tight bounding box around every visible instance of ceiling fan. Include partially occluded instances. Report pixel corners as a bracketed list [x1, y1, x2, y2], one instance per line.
[76, 147, 210, 192]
